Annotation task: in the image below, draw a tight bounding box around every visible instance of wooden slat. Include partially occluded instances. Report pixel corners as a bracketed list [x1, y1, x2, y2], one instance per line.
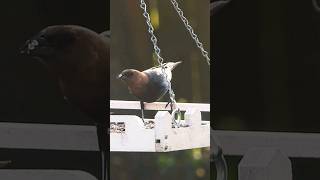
[0, 123, 98, 151]
[0, 170, 97, 180]
[110, 100, 210, 112]
[215, 130, 320, 158]
[239, 148, 292, 180]
[111, 113, 210, 152]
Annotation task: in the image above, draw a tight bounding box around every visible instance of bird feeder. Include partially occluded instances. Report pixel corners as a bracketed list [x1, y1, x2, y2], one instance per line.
[110, 100, 210, 152]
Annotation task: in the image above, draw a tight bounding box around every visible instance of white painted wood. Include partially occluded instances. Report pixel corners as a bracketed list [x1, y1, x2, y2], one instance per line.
[215, 130, 320, 158]
[238, 148, 292, 180]
[185, 108, 202, 127]
[110, 115, 155, 152]
[110, 100, 210, 112]
[155, 111, 171, 151]
[110, 109, 210, 152]
[0, 170, 97, 180]
[0, 123, 98, 151]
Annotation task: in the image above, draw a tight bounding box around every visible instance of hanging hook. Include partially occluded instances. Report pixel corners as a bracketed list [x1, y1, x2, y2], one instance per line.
[171, 108, 182, 127]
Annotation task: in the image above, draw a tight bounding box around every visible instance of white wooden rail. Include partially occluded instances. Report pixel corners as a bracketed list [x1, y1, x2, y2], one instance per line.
[0, 123, 101, 179]
[0, 100, 314, 179]
[110, 100, 210, 152]
[213, 130, 320, 180]
[0, 123, 99, 151]
[110, 100, 210, 111]
[0, 170, 97, 180]
[215, 130, 320, 158]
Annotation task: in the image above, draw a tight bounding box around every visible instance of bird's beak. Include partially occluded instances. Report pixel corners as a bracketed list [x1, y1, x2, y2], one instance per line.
[171, 61, 182, 70]
[20, 36, 53, 57]
[20, 39, 39, 54]
[117, 73, 123, 80]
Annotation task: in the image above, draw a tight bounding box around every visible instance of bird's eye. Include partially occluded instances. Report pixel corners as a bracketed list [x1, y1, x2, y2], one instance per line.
[126, 72, 133, 77]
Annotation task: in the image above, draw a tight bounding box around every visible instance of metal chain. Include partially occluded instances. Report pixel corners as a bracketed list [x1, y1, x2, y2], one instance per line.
[139, 0, 164, 65]
[139, 0, 179, 115]
[170, 0, 211, 66]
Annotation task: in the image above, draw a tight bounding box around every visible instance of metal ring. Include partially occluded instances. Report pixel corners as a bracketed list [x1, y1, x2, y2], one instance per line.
[171, 108, 181, 127]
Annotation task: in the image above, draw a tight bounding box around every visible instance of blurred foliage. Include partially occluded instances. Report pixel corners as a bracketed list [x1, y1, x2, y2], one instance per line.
[111, 149, 210, 180]
[110, 0, 210, 179]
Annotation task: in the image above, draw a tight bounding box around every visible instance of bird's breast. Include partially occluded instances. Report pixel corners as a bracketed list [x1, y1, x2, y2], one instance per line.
[135, 72, 169, 102]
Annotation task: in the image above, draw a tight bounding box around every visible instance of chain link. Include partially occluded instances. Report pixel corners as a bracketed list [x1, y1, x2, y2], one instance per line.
[139, 0, 178, 113]
[170, 0, 211, 66]
[139, 0, 164, 65]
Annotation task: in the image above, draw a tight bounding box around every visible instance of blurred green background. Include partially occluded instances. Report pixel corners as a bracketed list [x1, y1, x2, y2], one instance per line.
[110, 0, 210, 179]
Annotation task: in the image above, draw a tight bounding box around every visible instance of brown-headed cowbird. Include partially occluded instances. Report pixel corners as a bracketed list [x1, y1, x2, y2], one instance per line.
[20, 25, 109, 180]
[118, 61, 181, 123]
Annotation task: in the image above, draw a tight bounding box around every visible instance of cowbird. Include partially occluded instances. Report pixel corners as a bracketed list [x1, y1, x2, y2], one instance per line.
[20, 25, 109, 180]
[118, 61, 181, 123]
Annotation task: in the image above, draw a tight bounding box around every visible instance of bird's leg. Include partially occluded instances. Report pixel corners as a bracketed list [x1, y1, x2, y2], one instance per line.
[165, 101, 173, 112]
[165, 101, 170, 109]
[140, 101, 146, 124]
[96, 122, 108, 180]
[164, 93, 173, 112]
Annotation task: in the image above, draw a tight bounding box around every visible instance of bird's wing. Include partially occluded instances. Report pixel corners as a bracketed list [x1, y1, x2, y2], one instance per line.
[146, 65, 161, 71]
[100, 30, 110, 38]
[100, 31, 110, 44]
[143, 66, 162, 76]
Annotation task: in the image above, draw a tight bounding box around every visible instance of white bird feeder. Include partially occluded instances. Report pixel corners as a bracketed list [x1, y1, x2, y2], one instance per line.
[110, 100, 210, 152]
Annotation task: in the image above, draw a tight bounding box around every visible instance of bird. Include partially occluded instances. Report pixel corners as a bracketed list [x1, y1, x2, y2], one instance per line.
[118, 61, 181, 123]
[20, 25, 109, 180]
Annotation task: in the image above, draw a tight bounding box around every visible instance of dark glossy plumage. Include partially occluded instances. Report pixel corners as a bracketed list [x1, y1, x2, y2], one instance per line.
[118, 61, 181, 103]
[118, 61, 181, 122]
[20, 25, 109, 180]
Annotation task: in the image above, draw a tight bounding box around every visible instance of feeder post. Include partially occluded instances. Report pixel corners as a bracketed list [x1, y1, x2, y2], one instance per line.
[155, 111, 172, 151]
[185, 108, 202, 127]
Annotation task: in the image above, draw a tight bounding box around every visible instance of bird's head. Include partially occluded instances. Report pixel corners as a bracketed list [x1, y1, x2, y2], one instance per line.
[20, 25, 77, 61]
[117, 69, 141, 83]
[19, 25, 108, 70]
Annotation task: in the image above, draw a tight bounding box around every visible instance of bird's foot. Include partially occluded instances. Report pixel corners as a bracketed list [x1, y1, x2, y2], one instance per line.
[165, 102, 170, 108]
[165, 102, 174, 112]
[141, 117, 146, 125]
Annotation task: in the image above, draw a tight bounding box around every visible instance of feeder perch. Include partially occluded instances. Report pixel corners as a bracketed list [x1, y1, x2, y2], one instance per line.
[110, 100, 210, 152]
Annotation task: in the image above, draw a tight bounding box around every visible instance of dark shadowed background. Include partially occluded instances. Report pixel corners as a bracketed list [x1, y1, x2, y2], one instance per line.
[213, 0, 320, 179]
[0, 0, 108, 178]
[110, 0, 210, 180]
